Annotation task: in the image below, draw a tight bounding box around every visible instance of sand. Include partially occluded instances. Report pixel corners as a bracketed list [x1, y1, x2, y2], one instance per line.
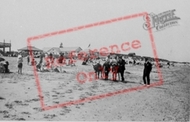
[0, 57, 189, 121]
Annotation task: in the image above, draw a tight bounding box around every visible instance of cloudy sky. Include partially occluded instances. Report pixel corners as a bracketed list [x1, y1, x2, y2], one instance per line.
[0, 0, 189, 62]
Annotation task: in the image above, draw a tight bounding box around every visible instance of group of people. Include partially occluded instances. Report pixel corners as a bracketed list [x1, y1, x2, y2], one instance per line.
[16, 52, 153, 85]
[16, 52, 77, 74]
[93, 55, 127, 81]
[93, 55, 152, 85]
[35, 53, 75, 72]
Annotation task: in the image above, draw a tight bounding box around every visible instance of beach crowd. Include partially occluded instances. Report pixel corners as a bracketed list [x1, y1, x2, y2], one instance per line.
[0, 52, 153, 86]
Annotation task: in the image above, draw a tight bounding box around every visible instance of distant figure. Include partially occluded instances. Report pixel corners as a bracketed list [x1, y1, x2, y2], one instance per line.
[57, 53, 64, 72]
[143, 58, 152, 86]
[4, 61, 9, 73]
[27, 55, 30, 65]
[48, 53, 54, 71]
[69, 57, 76, 66]
[0, 63, 5, 73]
[36, 61, 42, 71]
[17, 55, 23, 74]
[31, 58, 36, 66]
[103, 57, 111, 80]
[110, 56, 119, 81]
[93, 60, 103, 79]
[39, 53, 44, 64]
[167, 62, 170, 68]
[133, 59, 136, 65]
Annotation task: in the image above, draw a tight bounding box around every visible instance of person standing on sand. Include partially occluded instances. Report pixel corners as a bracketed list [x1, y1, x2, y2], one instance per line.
[48, 53, 54, 71]
[143, 58, 152, 86]
[39, 53, 43, 64]
[110, 56, 119, 81]
[103, 57, 111, 80]
[117, 56, 126, 81]
[17, 54, 23, 74]
[57, 53, 64, 72]
[27, 55, 30, 65]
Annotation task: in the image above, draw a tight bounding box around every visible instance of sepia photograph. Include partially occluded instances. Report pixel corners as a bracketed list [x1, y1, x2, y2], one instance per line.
[0, 0, 189, 121]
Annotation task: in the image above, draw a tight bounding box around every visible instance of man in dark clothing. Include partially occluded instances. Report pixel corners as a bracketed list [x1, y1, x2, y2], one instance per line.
[118, 56, 126, 81]
[102, 56, 111, 80]
[39, 53, 44, 64]
[103, 58, 111, 80]
[143, 58, 152, 85]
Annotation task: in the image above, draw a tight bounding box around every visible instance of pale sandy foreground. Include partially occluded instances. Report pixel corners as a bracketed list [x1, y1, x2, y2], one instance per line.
[0, 57, 189, 121]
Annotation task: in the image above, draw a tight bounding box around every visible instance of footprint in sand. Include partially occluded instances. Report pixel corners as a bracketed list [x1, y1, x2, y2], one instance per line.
[60, 107, 71, 115]
[52, 95, 59, 100]
[0, 110, 9, 114]
[44, 114, 56, 119]
[79, 94, 87, 100]
[53, 101, 59, 104]
[14, 100, 22, 104]
[5, 103, 13, 109]
[33, 107, 43, 112]
[85, 92, 93, 96]
[20, 103, 29, 106]
[15, 118, 26, 120]
[69, 97, 74, 100]
[3, 115, 10, 118]
[75, 105, 80, 109]
[21, 112, 31, 115]
[53, 91, 60, 95]
[31, 98, 40, 101]
[78, 87, 84, 91]
[52, 95, 58, 97]
[79, 103, 85, 106]
[13, 100, 29, 106]
[65, 89, 73, 93]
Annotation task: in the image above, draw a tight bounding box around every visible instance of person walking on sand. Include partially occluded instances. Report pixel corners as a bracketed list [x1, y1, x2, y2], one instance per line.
[17, 54, 23, 74]
[143, 58, 152, 86]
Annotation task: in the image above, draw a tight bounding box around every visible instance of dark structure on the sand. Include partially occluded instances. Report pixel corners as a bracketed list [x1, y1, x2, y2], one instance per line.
[0, 40, 11, 54]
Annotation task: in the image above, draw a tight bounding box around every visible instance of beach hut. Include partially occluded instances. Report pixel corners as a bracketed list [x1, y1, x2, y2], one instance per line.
[60, 47, 82, 56]
[45, 47, 61, 55]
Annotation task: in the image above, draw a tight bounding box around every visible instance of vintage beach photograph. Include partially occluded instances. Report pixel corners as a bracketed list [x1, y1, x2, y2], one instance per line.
[0, 0, 189, 121]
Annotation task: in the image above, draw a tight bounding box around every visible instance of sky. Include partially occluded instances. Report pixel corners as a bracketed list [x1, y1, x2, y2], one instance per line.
[0, 0, 190, 62]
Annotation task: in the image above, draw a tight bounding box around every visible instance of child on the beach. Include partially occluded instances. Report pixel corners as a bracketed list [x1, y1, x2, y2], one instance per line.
[17, 55, 23, 74]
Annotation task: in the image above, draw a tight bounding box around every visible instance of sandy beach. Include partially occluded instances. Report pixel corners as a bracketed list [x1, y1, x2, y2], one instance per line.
[0, 57, 189, 121]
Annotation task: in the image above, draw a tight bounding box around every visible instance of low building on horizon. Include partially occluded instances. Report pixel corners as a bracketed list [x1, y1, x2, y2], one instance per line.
[43, 47, 82, 57]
